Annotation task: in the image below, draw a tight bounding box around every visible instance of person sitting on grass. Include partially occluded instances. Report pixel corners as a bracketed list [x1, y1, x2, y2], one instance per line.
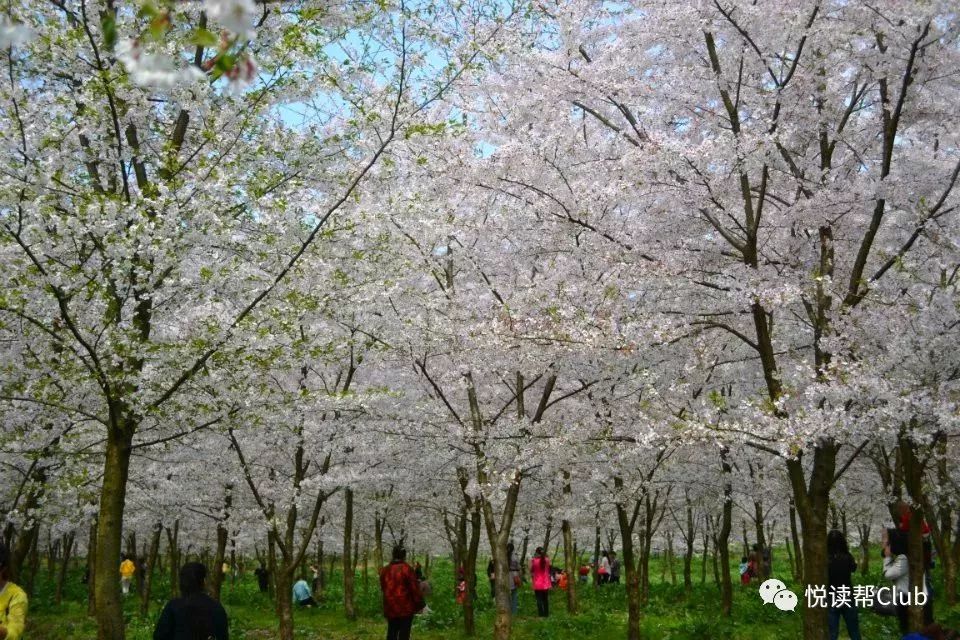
[0, 542, 27, 640]
[153, 562, 228, 640]
[292, 575, 316, 608]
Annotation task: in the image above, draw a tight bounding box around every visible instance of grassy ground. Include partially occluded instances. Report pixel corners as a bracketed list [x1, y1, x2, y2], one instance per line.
[26, 547, 960, 639]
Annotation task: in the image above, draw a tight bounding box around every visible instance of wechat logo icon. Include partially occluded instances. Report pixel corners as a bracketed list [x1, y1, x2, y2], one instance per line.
[759, 578, 798, 612]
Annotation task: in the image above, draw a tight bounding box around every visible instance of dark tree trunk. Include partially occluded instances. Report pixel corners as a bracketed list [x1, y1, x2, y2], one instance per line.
[166, 520, 180, 599]
[87, 519, 98, 616]
[56, 531, 75, 606]
[788, 498, 804, 581]
[343, 488, 356, 620]
[615, 496, 640, 640]
[683, 495, 695, 596]
[719, 450, 733, 617]
[140, 524, 161, 617]
[93, 425, 134, 640]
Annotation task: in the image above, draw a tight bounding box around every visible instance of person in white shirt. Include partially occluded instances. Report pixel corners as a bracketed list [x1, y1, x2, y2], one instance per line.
[882, 528, 932, 634]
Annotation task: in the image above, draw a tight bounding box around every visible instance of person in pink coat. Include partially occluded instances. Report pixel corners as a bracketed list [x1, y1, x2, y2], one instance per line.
[530, 547, 551, 617]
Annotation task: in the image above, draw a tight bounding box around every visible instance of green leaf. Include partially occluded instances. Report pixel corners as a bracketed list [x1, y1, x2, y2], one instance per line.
[188, 27, 219, 48]
[101, 13, 117, 50]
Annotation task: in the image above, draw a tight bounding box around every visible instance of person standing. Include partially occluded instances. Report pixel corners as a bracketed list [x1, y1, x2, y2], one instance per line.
[827, 530, 861, 640]
[0, 542, 27, 640]
[609, 551, 621, 584]
[380, 546, 425, 640]
[153, 562, 228, 640]
[508, 542, 521, 615]
[883, 528, 932, 634]
[254, 563, 269, 593]
[487, 558, 496, 599]
[597, 552, 610, 585]
[120, 555, 136, 596]
[530, 547, 551, 618]
[310, 564, 320, 594]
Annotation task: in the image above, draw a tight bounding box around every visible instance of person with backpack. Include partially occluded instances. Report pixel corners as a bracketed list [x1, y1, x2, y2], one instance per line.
[0, 542, 27, 640]
[153, 562, 228, 640]
[380, 546, 425, 640]
[827, 529, 861, 640]
[530, 547, 551, 618]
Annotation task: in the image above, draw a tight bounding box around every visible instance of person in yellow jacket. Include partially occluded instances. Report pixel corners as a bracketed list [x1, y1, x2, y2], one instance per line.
[0, 542, 27, 640]
[120, 555, 136, 596]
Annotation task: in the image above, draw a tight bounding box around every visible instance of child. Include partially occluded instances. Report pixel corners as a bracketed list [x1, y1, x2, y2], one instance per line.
[739, 556, 751, 585]
[455, 577, 467, 605]
[578, 564, 590, 583]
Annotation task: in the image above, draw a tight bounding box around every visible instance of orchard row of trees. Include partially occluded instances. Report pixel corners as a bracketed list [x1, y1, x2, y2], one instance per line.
[1, 1, 958, 639]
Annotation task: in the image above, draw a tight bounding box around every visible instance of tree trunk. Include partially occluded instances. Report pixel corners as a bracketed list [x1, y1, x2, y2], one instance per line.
[87, 519, 98, 616]
[786, 445, 836, 640]
[667, 533, 676, 585]
[462, 505, 481, 636]
[542, 516, 552, 555]
[26, 529, 39, 597]
[10, 522, 38, 585]
[788, 498, 804, 581]
[343, 488, 356, 620]
[700, 518, 709, 585]
[269, 535, 278, 598]
[754, 500, 768, 580]
[924, 439, 956, 605]
[615, 499, 640, 640]
[592, 522, 601, 588]
[683, 497, 695, 596]
[316, 539, 325, 598]
[374, 514, 385, 571]
[166, 520, 180, 599]
[140, 524, 161, 617]
[857, 524, 870, 576]
[742, 519, 750, 558]
[562, 519, 577, 614]
[719, 451, 733, 617]
[710, 517, 720, 588]
[519, 529, 529, 583]
[639, 527, 651, 605]
[94, 426, 135, 640]
[210, 521, 229, 601]
[56, 531, 75, 606]
[276, 567, 295, 640]
[900, 433, 928, 632]
[47, 530, 57, 578]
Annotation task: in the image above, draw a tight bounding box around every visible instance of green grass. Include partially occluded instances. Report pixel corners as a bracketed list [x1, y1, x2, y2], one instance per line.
[25, 547, 960, 639]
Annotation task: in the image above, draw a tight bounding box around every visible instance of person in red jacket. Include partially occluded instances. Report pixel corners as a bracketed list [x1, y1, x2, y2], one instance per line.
[530, 547, 551, 617]
[380, 546, 425, 640]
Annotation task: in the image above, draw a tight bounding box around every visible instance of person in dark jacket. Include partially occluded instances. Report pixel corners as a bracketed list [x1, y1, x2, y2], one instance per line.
[154, 562, 228, 640]
[380, 546, 424, 640]
[487, 558, 496, 599]
[827, 529, 861, 640]
[253, 563, 269, 593]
